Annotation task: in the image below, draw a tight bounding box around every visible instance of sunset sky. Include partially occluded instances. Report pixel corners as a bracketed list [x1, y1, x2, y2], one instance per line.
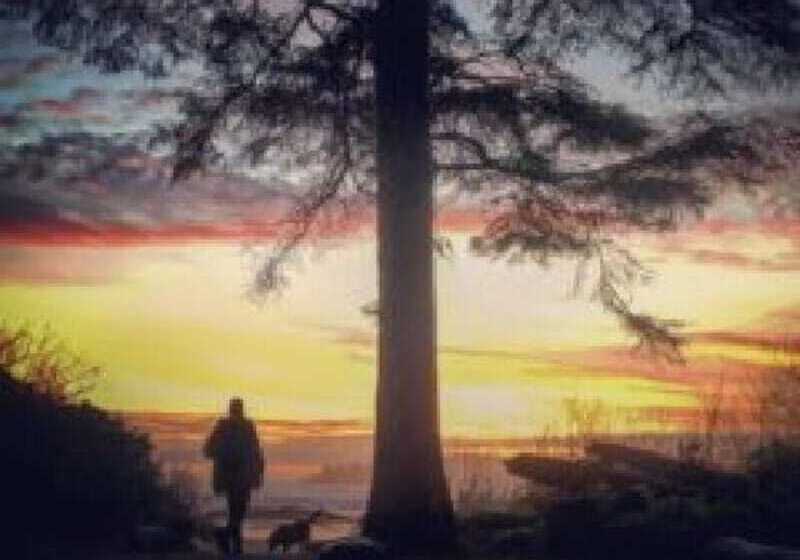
[2, 16, 800, 439]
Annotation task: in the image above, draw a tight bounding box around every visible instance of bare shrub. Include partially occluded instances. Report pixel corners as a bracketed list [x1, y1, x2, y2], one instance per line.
[754, 361, 800, 445]
[0, 322, 101, 401]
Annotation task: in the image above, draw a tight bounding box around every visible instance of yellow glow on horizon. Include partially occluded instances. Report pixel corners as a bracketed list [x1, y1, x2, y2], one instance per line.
[1, 230, 798, 438]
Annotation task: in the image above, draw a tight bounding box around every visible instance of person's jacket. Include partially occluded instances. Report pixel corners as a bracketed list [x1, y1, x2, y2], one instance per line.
[203, 416, 264, 494]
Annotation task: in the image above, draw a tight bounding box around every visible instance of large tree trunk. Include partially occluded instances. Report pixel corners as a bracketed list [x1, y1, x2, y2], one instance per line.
[363, 0, 455, 547]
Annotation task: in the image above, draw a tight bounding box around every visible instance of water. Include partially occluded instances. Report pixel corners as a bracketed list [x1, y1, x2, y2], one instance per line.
[125, 410, 760, 549]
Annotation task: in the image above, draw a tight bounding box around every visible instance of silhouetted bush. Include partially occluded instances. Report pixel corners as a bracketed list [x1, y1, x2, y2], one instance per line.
[747, 441, 800, 547]
[535, 488, 750, 559]
[1, 368, 192, 555]
[506, 441, 800, 559]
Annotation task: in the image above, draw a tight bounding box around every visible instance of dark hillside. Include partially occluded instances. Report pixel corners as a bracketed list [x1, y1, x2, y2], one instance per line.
[0, 368, 192, 557]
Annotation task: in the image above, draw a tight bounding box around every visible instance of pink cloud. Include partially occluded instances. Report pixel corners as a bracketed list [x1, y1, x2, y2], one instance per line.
[0, 246, 122, 285]
[0, 54, 62, 88]
[125, 87, 181, 109]
[24, 93, 109, 123]
[651, 216, 800, 272]
[679, 248, 800, 271]
[546, 339, 784, 389]
[764, 305, 800, 327]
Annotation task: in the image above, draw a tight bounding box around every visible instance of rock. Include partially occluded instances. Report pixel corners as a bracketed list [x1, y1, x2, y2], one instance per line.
[461, 512, 539, 533]
[612, 488, 649, 514]
[130, 524, 193, 553]
[486, 527, 545, 558]
[544, 495, 603, 553]
[315, 537, 387, 560]
[705, 537, 800, 560]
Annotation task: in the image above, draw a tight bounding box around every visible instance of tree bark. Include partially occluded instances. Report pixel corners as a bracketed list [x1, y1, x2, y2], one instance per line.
[363, 0, 455, 547]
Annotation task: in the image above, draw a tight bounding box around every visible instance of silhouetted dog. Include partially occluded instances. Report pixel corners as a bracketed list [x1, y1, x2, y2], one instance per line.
[267, 511, 323, 553]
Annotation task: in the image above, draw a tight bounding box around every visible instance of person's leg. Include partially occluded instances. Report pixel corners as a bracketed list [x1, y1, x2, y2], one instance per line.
[214, 520, 230, 556]
[227, 490, 250, 555]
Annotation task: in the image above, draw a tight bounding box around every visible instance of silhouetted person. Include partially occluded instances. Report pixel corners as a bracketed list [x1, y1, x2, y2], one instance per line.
[204, 397, 264, 556]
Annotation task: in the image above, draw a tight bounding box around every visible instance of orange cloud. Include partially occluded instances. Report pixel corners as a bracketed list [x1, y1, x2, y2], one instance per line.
[694, 331, 800, 355]
[547, 342, 775, 388]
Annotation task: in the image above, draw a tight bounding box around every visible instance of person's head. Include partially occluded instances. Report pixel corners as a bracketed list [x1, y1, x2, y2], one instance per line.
[228, 397, 244, 418]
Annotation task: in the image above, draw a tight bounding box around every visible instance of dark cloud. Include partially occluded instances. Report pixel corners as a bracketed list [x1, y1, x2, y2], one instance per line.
[0, 190, 113, 246]
[0, 192, 59, 223]
[0, 113, 21, 128]
[0, 21, 40, 49]
[0, 132, 299, 244]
